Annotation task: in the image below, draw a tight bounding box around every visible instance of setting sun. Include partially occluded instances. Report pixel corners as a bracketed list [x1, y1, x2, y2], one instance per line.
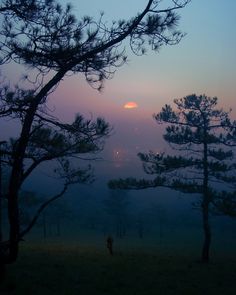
[124, 101, 138, 109]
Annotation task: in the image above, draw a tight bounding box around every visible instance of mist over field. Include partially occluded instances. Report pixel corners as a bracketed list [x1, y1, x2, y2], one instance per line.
[1, 0, 236, 294]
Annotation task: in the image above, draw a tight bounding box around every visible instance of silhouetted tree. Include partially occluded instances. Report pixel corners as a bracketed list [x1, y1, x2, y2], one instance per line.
[135, 209, 150, 239]
[149, 203, 167, 243]
[213, 191, 236, 217]
[0, 0, 190, 268]
[109, 94, 236, 263]
[103, 190, 129, 238]
[0, 141, 6, 243]
[136, 211, 145, 239]
[18, 190, 41, 229]
[134, 206, 165, 239]
[34, 198, 72, 237]
[0, 142, 8, 281]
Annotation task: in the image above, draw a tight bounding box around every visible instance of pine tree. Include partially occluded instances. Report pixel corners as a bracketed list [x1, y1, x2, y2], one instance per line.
[109, 94, 236, 263]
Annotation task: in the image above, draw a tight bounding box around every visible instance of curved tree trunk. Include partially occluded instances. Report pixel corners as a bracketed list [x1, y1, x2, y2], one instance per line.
[4, 69, 67, 267]
[6, 103, 37, 264]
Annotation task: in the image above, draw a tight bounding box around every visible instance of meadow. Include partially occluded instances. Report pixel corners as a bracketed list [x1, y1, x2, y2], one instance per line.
[1, 236, 236, 295]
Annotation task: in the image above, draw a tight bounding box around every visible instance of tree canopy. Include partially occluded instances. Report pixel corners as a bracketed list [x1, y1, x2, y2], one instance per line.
[0, 0, 190, 88]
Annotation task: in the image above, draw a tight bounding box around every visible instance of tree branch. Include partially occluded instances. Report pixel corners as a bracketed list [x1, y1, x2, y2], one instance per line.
[19, 183, 69, 239]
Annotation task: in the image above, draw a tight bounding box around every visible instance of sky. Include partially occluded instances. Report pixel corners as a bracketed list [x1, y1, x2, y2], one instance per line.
[55, 0, 236, 118]
[49, 0, 236, 179]
[1, 0, 236, 190]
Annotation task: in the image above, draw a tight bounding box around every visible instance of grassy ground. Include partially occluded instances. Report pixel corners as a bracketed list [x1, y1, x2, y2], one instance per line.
[1, 241, 236, 295]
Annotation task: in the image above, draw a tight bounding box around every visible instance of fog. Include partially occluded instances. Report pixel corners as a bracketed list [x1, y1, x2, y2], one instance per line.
[1, 0, 236, 293]
[2, 112, 236, 257]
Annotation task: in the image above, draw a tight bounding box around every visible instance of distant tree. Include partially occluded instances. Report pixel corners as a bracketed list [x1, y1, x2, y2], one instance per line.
[18, 190, 41, 229]
[136, 211, 146, 239]
[103, 190, 129, 238]
[17, 190, 72, 239]
[109, 94, 236, 263]
[134, 205, 166, 240]
[0, 0, 190, 269]
[135, 208, 151, 239]
[35, 198, 72, 238]
[85, 207, 103, 231]
[149, 203, 167, 243]
[50, 200, 72, 237]
[213, 191, 236, 217]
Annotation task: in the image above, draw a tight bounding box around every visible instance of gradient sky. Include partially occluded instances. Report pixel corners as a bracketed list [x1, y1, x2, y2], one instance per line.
[47, 0, 236, 178]
[53, 0, 236, 118]
[2, 0, 236, 185]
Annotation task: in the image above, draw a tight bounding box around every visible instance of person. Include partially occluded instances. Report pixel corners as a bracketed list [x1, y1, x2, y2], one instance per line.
[106, 235, 114, 255]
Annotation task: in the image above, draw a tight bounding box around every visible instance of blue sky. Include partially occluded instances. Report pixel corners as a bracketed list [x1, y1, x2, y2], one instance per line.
[53, 0, 236, 118]
[43, 0, 236, 177]
[1, 0, 236, 182]
[4, 0, 236, 118]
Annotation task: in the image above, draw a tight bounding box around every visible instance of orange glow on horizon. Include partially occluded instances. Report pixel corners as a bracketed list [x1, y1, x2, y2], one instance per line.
[124, 101, 138, 109]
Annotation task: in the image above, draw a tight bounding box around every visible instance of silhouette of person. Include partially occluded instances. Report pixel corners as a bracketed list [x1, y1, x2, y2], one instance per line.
[106, 235, 114, 255]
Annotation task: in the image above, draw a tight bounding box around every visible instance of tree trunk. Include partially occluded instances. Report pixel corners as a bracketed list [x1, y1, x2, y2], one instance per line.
[201, 200, 211, 263]
[6, 100, 39, 264]
[7, 196, 20, 263]
[201, 124, 211, 263]
[56, 218, 61, 237]
[43, 213, 47, 239]
[0, 144, 5, 282]
[0, 241, 9, 282]
[138, 222, 143, 239]
[0, 145, 3, 243]
[0, 263, 6, 283]
[1, 70, 68, 272]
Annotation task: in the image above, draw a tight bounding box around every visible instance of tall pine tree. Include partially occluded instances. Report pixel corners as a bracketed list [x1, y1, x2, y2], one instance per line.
[109, 94, 236, 263]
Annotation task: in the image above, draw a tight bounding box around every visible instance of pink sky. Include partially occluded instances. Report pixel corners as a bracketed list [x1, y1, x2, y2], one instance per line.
[1, 0, 236, 178]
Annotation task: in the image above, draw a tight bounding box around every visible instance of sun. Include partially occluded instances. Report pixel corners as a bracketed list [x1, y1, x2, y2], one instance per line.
[124, 101, 138, 109]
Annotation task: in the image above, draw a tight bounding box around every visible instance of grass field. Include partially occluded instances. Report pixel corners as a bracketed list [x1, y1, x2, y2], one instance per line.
[1, 239, 236, 295]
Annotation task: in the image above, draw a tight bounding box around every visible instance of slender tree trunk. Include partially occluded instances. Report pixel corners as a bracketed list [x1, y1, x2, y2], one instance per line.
[201, 124, 211, 263]
[0, 143, 3, 243]
[0, 145, 6, 282]
[138, 221, 143, 239]
[43, 213, 47, 239]
[56, 218, 61, 237]
[201, 199, 211, 263]
[159, 218, 164, 242]
[0, 266, 5, 283]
